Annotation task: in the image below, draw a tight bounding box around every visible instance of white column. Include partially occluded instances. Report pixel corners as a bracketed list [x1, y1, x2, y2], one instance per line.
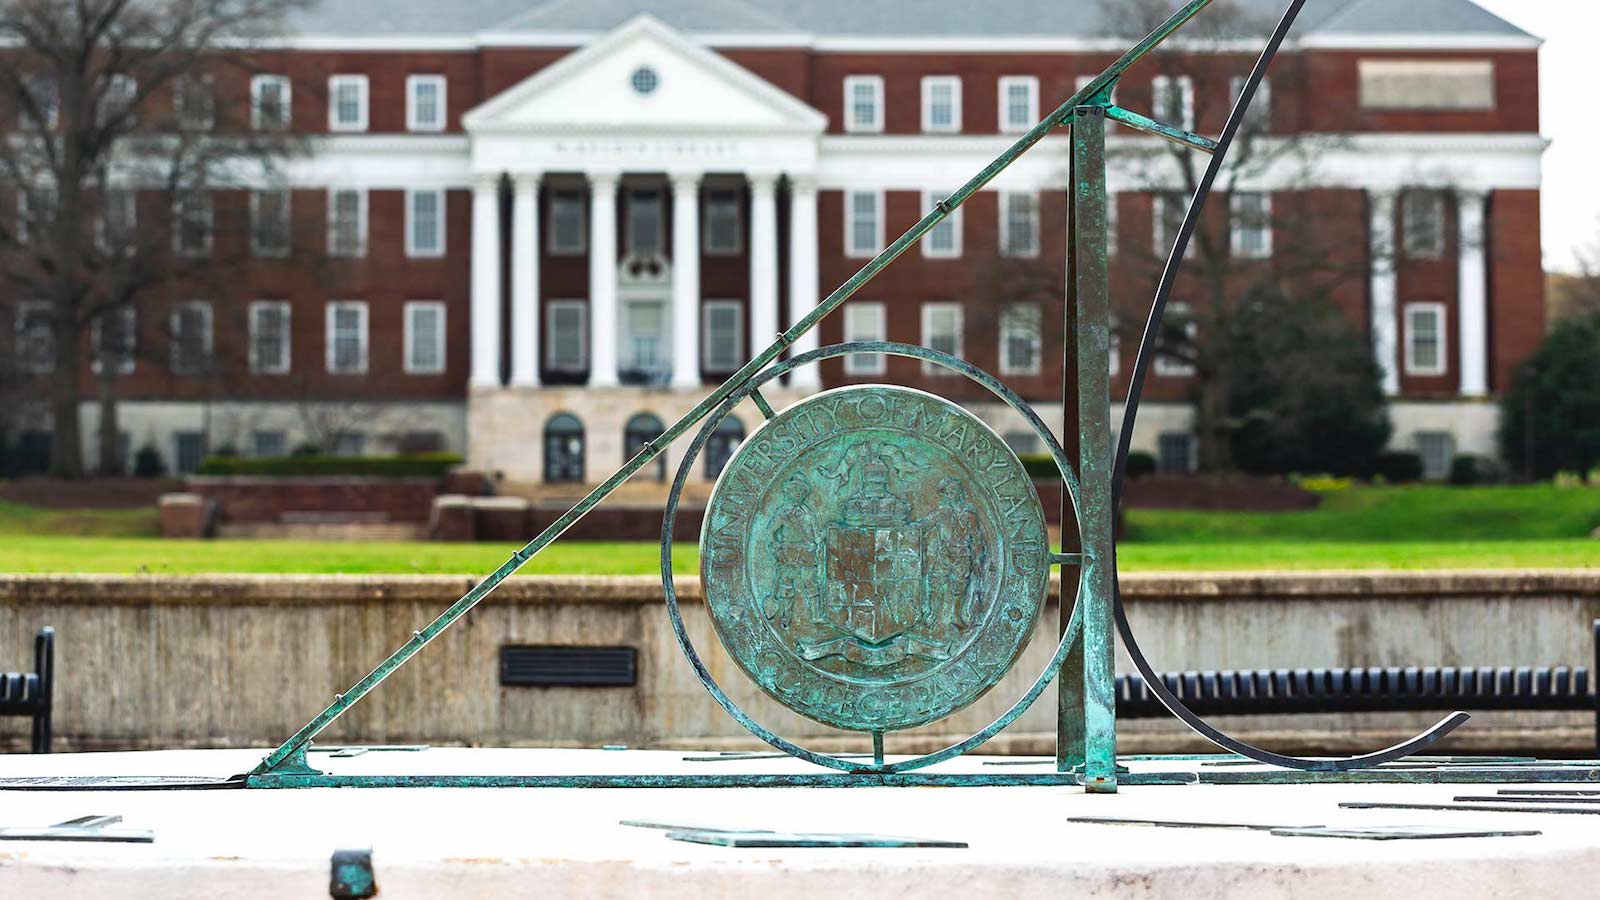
[588, 171, 620, 388]
[1457, 189, 1490, 398]
[1368, 190, 1399, 397]
[470, 174, 503, 388]
[670, 173, 702, 390]
[748, 173, 779, 369]
[787, 176, 821, 391]
[509, 174, 540, 388]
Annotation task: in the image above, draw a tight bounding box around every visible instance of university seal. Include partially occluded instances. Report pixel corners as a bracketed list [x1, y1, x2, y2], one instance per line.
[700, 386, 1049, 733]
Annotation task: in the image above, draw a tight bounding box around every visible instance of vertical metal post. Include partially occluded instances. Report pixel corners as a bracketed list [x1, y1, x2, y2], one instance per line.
[1056, 130, 1086, 774]
[1072, 105, 1117, 792]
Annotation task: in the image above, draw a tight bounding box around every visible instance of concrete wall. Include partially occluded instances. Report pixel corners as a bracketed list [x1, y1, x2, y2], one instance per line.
[2, 571, 1596, 756]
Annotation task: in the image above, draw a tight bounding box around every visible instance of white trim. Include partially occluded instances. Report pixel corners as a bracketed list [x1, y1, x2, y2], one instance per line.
[325, 300, 370, 375]
[403, 301, 447, 374]
[843, 74, 884, 134]
[843, 188, 884, 258]
[250, 75, 291, 131]
[327, 188, 368, 257]
[700, 299, 744, 373]
[920, 75, 962, 134]
[921, 189, 962, 258]
[1229, 191, 1272, 259]
[1403, 301, 1448, 377]
[547, 188, 587, 255]
[545, 299, 589, 372]
[405, 187, 447, 257]
[1300, 33, 1541, 51]
[920, 302, 963, 375]
[327, 74, 370, 132]
[843, 301, 886, 376]
[169, 301, 213, 375]
[248, 301, 291, 375]
[997, 75, 1039, 133]
[406, 74, 448, 132]
[999, 303, 1041, 376]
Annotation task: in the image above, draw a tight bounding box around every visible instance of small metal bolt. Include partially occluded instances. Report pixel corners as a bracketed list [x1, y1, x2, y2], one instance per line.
[335, 693, 345, 703]
[413, 631, 422, 640]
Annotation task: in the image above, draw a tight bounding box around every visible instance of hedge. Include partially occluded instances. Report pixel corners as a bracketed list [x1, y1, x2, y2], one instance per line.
[195, 453, 463, 478]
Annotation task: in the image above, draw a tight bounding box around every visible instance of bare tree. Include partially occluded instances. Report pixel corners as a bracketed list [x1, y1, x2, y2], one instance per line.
[0, 0, 308, 477]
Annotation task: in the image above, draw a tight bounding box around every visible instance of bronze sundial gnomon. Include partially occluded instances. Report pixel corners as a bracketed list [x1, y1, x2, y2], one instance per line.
[700, 386, 1049, 733]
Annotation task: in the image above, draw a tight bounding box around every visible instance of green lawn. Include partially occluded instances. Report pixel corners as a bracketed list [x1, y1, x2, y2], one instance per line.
[0, 485, 1595, 575]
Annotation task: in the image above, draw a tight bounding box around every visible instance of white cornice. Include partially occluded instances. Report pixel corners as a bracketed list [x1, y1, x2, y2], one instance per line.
[1299, 33, 1542, 51]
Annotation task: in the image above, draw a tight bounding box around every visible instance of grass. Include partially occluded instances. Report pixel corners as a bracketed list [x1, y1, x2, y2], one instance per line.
[0, 484, 1594, 575]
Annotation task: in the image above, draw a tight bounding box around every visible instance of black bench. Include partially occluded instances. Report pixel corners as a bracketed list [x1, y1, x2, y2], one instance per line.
[1, 626, 54, 753]
[1117, 619, 1600, 753]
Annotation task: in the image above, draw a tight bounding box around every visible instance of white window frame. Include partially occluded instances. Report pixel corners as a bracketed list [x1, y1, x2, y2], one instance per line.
[172, 190, 213, 258]
[1404, 302, 1447, 376]
[405, 188, 446, 257]
[403, 301, 447, 374]
[406, 74, 446, 132]
[327, 74, 369, 132]
[90, 306, 136, 376]
[1152, 74, 1195, 131]
[1154, 302, 1197, 377]
[1230, 75, 1271, 129]
[843, 75, 884, 133]
[102, 74, 138, 126]
[921, 302, 963, 375]
[14, 300, 54, 374]
[547, 189, 587, 256]
[997, 75, 1039, 133]
[169, 301, 213, 375]
[175, 74, 214, 131]
[97, 187, 137, 254]
[844, 189, 884, 258]
[327, 188, 368, 258]
[545, 299, 589, 372]
[999, 303, 1042, 376]
[250, 188, 291, 258]
[920, 75, 962, 134]
[1229, 191, 1273, 259]
[250, 74, 291, 131]
[702, 188, 742, 256]
[325, 300, 369, 375]
[1403, 190, 1447, 260]
[248, 300, 291, 375]
[999, 191, 1039, 258]
[921, 190, 962, 259]
[700, 299, 744, 373]
[843, 301, 886, 376]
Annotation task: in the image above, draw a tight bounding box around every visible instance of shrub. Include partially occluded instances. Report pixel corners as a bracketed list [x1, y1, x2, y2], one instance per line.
[195, 452, 462, 478]
[290, 443, 322, 457]
[212, 444, 239, 458]
[1499, 310, 1600, 481]
[1449, 454, 1503, 486]
[1373, 452, 1423, 484]
[1019, 453, 1058, 480]
[1126, 451, 1157, 480]
[133, 444, 166, 478]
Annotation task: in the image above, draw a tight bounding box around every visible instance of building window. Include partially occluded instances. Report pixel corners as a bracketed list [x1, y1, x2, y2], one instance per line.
[172, 190, 212, 257]
[1109, 326, 1122, 377]
[1004, 430, 1042, 455]
[174, 431, 208, 475]
[98, 188, 137, 253]
[326, 301, 368, 374]
[922, 190, 961, 258]
[328, 75, 368, 132]
[175, 75, 214, 131]
[1153, 192, 1190, 256]
[406, 75, 446, 131]
[1000, 304, 1041, 376]
[626, 188, 663, 255]
[702, 300, 743, 374]
[1230, 191, 1272, 259]
[1230, 75, 1270, 129]
[1404, 302, 1446, 376]
[251, 188, 291, 257]
[543, 413, 585, 483]
[101, 74, 138, 126]
[998, 75, 1038, 132]
[624, 413, 666, 482]
[404, 301, 446, 374]
[91, 306, 136, 375]
[1157, 432, 1196, 474]
[332, 432, 366, 457]
[548, 189, 586, 255]
[169, 301, 212, 375]
[1107, 191, 1119, 257]
[921, 75, 961, 133]
[545, 300, 588, 373]
[1403, 190, 1446, 259]
[703, 188, 741, 255]
[1416, 431, 1455, 480]
[249, 301, 291, 374]
[620, 299, 668, 382]
[845, 190, 883, 258]
[1359, 60, 1494, 111]
[1154, 302, 1196, 377]
[706, 418, 745, 480]
[1000, 192, 1039, 258]
[1153, 75, 1195, 131]
[406, 189, 445, 257]
[251, 75, 290, 131]
[14, 301, 53, 371]
[25, 75, 59, 130]
[843, 301, 886, 375]
[921, 302, 962, 374]
[1075, 74, 1117, 105]
[252, 430, 287, 457]
[630, 65, 660, 95]
[328, 188, 367, 257]
[843, 75, 883, 133]
[16, 184, 55, 246]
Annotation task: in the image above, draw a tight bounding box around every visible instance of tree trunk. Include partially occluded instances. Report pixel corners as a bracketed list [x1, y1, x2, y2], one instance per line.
[97, 373, 122, 476]
[49, 322, 84, 478]
[1194, 372, 1234, 473]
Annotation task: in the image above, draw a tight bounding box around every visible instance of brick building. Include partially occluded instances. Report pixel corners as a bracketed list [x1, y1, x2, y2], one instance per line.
[10, 0, 1545, 482]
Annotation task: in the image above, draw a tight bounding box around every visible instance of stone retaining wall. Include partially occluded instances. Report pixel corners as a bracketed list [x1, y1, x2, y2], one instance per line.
[2, 571, 1597, 755]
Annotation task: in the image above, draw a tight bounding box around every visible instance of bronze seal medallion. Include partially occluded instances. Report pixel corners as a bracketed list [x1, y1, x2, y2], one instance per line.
[700, 386, 1050, 732]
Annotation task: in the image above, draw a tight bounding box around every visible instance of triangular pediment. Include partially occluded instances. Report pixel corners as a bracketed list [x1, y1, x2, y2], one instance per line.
[463, 14, 826, 135]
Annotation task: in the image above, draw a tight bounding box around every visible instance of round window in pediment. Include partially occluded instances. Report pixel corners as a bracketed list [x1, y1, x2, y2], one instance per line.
[630, 65, 660, 96]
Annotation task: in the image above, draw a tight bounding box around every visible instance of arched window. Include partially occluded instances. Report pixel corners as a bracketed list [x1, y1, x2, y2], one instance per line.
[543, 413, 585, 483]
[706, 417, 745, 480]
[624, 413, 666, 482]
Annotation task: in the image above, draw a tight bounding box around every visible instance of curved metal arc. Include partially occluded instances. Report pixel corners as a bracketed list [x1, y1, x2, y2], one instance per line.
[1107, 0, 1469, 771]
[659, 342, 1087, 775]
